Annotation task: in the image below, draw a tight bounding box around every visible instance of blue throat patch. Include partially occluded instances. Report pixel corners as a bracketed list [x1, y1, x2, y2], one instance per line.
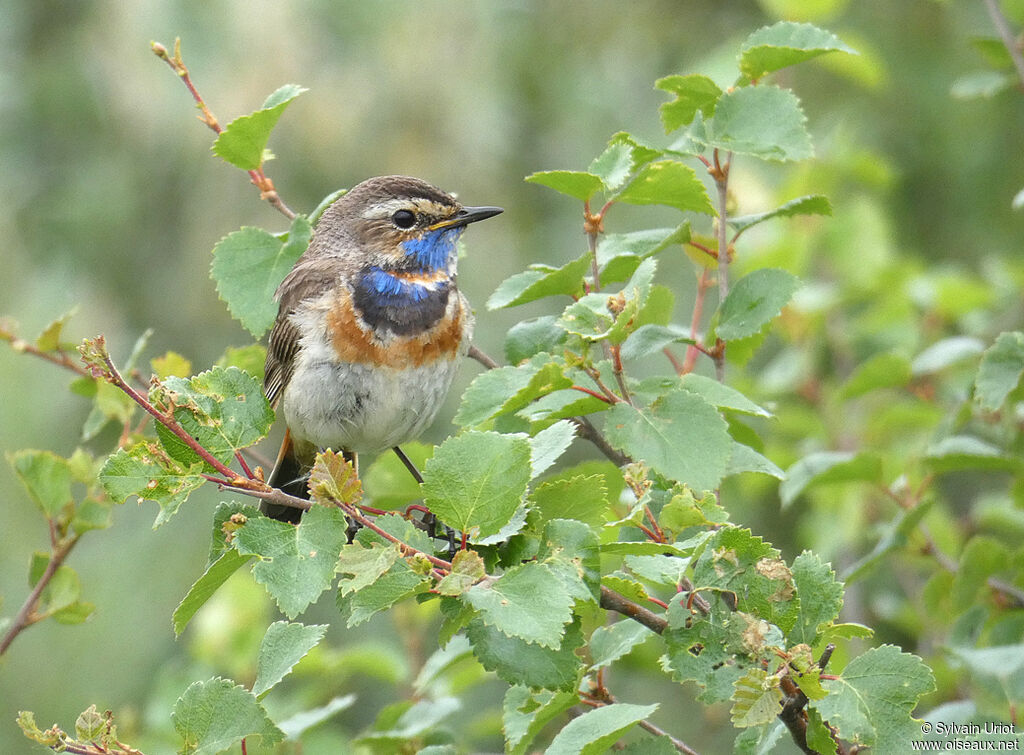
[400, 226, 464, 270]
[353, 266, 452, 336]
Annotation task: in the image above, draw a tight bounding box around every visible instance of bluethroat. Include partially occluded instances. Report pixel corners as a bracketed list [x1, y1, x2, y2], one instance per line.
[261, 175, 502, 522]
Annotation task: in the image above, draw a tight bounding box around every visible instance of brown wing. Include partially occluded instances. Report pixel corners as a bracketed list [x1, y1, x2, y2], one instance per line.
[263, 262, 339, 408]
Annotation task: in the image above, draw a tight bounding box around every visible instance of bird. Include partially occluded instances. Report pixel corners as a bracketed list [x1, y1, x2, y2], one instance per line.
[261, 175, 502, 522]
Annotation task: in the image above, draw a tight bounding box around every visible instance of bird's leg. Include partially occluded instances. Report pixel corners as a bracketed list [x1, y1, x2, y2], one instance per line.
[392, 445, 457, 554]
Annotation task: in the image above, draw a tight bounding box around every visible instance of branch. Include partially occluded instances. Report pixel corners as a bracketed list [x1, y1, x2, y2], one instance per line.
[151, 39, 296, 220]
[0, 325, 90, 379]
[709, 149, 732, 381]
[982, 0, 1024, 88]
[599, 585, 668, 633]
[0, 530, 81, 656]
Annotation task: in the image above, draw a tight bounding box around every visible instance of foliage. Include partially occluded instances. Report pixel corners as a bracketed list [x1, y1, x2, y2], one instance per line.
[3, 14, 1024, 755]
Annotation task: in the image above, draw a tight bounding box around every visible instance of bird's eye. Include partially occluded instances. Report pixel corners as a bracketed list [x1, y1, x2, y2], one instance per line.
[391, 209, 417, 229]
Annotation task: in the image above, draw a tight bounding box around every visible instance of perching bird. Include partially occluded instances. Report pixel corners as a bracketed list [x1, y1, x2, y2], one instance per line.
[261, 175, 502, 521]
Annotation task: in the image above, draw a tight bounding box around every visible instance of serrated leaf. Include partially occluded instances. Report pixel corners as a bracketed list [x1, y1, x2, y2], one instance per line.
[336, 541, 402, 596]
[338, 558, 430, 627]
[99, 443, 204, 526]
[233, 505, 348, 618]
[840, 352, 913, 398]
[211, 215, 312, 338]
[525, 170, 604, 201]
[740, 22, 857, 79]
[308, 449, 363, 505]
[596, 224, 691, 284]
[35, 310, 76, 352]
[504, 316, 568, 364]
[528, 419, 577, 478]
[924, 435, 1019, 473]
[212, 84, 307, 170]
[589, 620, 653, 670]
[813, 645, 935, 754]
[468, 614, 584, 690]
[728, 194, 832, 234]
[422, 431, 531, 538]
[604, 387, 731, 491]
[717, 268, 801, 341]
[615, 160, 715, 214]
[487, 252, 590, 310]
[252, 620, 328, 697]
[679, 373, 772, 417]
[504, 686, 578, 755]
[588, 141, 635, 194]
[436, 549, 486, 596]
[156, 366, 275, 469]
[455, 356, 571, 428]
[689, 86, 813, 162]
[173, 549, 253, 636]
[974, 331, 1024, 411]
[276, 695, 355, 741]
[464, 562, 573, 648]
[789, 551, 844, 645]
[8, 449, 73, 519]
[530, 474, 609, 529]
[780, 451, 884, 509]
[619, 324, 694, 362]
[731, 668, 783, 727]
[546, 702, 659, 755]
[173, 677, 284, 755]
[655, 74, 722, 132]
[74, 705, 105, 742]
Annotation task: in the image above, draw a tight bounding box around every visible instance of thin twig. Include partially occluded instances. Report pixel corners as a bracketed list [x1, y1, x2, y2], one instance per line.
[151, 39, 296, 220]
[982, 0, 1024, 87]
[710, 149, 732, 382]
[681, 268, 713, 374]
[0, 533, 81, 656]
[0, 329, 91, 379]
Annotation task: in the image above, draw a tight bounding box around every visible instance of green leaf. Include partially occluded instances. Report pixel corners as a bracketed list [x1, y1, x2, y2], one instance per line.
[974, 331, 1024, 411]
[336, 541, 402, 596]
[233, 505, 348, 619]
[216, 343, 267, 381]
[211, 215, 312, 338]
[252, 620, 328, 697]
[604, 387, 732, 490]
[924, 435, 1020, 474]
[731, 668, 783, 727]
[589, 620, 652, 670]
[504, 687, 578, 755]
[717, 268, 800, 341]
[679, 373, 772, 417]
[588, 141, 636, 194]
[309, 188, 347, 225]
[690, 86, 813, 162]
[436, 549, 486, 596]
[546, 702, 659, 755]
[99, 442, 204, 526]
[276, 695, 355, 741]
[780, 451, 884, 509]
[156, 366, 275, 468]
[173, 677, 284, 755]
[173, 549, 253, 636]
[212, 84, 307, 170]
[728, 194, 832, 234]
[34, 309, 76, 352]
[530, 474, 609, 529]
[951, 70, 1018, 99]
[619, 324, 694, 362]
[504, 316, 568, 364]
[467, 615, 584, 690]
[517, 389, 609, 430]
[615, 160, 715, 214]
[596, 224, 691, 284]
[951, 536, 1009, 612]
[842, 501, 934, 582]
[528, 419, 577, 478]
[789, 551, 844, 645]
[338, 559, 430, 626]
[151, 350, 192, 380]
[8, 450, 73, 519]
[525, 170, 604, 201]
[839, 352, 913, 398]
[911, 336, 985, 375]
[812, 645, 935, 754]
[455, 356, 571, 428]
[421, 431, 532, 538]
[361, 442, 433, 511]
[74, 705, 105, 742]
[487, 252, 590, 310]
[740, 22, 857, 79]
[464, 562, 573, 648]
[655, 74, 722, 132]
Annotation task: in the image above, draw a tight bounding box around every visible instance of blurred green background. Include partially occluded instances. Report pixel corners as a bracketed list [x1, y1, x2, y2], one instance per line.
[2, 0, 1023, 752]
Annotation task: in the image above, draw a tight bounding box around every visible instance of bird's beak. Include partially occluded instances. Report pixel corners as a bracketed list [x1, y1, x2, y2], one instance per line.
[430, 205, 503, 231]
